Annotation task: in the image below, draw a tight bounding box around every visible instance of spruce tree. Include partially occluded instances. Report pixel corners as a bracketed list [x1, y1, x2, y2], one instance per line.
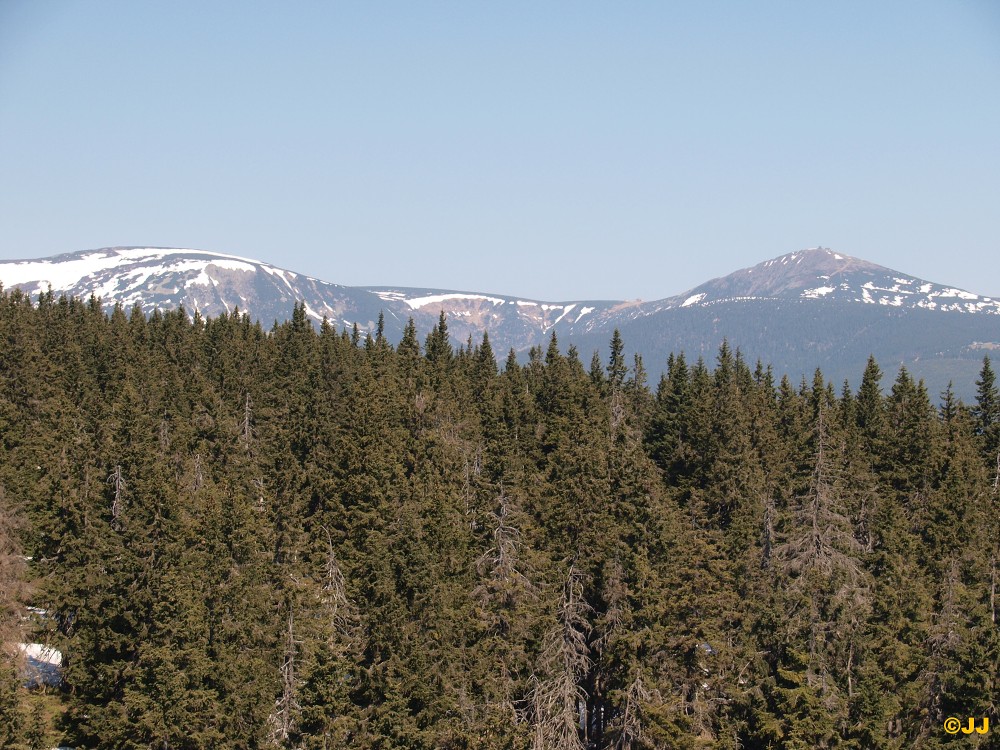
[974, 356, 1000, 471]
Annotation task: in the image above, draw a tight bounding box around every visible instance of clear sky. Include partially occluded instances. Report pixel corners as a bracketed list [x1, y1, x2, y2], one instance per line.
[1, 1, 998, 301]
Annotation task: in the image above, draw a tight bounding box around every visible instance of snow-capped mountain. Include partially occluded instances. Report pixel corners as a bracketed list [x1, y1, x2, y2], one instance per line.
[650, 248, 1000, 314]
[571, 247, 1000, 401]
[1, 246, 998, 398]
[0, 246, 624, 350]
[0, 246, 387, 330]
[361, 285, 631, 350]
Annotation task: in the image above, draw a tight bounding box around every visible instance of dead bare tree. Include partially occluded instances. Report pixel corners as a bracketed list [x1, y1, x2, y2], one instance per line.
[474, 486, 536, 622]
[914, 558, 966, 743]
[760, 494, 776, 569]
[192, 452, 204, 493]
[269, 612, 301, 747]
[462, 447, 483, 531]
[468, 488, 538, 740]
[158, 417, 171, 452]
[320, 526, 359, 639]
[990, 555, 997, 626]
[107, 465, 126, 526]
[613, 674, 656, 750]
[530, 565, 592, 750]
[775, 412, 872, 699]
[182, 452, 205, 495]
[776, 418, 864, 585]
[239, 392, 257, 453]
[987, 449, 999, 624]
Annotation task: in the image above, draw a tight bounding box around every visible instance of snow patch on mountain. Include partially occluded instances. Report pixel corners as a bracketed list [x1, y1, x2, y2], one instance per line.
[550, 303, 575, 327]
[802, 286, 835, 298]
[2, 248, 263, 292]
[373, 290, 408, 302]
[663, 248, 999, 315]
[403, 292, 507, 309]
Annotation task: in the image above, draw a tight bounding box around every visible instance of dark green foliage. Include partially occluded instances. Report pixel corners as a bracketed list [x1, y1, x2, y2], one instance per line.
[0, 290, 997, 748]
[23, 701, 46, 750]
[0, 663, 22, 748]
[974, 356, 1000, 468]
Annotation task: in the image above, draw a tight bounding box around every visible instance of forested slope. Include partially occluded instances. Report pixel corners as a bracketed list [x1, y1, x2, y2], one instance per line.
[1, 289, 998, 749]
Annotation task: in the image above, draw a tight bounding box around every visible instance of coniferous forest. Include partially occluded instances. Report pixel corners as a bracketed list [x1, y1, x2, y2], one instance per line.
[2, 288, 1000, 749]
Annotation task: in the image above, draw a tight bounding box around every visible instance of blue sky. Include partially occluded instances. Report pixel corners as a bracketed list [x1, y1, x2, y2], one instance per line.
[1, 1, 998, 301]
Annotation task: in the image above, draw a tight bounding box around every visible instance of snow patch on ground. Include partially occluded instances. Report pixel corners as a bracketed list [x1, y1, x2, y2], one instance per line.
[801, 286, 835, 298]
[302, 302, 328, 321]
[681, 293, 706, 307]
[259, 265, 297, 291]
[2, 253, 132, 289]
[404, 293, 506, 309]
[550, 304, 576, 327]
[187, 268, 213, 288]
[1, 248, 263, 292]
[928, 287, 979, 301]
[19, 643, 60, 664]
[373, 290, 407, 302]
[18, 643, 62, 687]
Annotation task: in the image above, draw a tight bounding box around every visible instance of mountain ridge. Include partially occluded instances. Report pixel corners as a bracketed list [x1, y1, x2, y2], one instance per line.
[2, 245, 998, 399]
[4, 246, 998, 319]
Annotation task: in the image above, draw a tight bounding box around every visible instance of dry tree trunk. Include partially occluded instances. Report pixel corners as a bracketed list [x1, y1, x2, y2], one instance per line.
[530, 566, 592, 750]
[269, 612, 301, 747]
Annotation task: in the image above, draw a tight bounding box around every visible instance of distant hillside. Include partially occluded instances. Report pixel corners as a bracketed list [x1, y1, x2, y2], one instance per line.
[2, 246, 998, 398]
